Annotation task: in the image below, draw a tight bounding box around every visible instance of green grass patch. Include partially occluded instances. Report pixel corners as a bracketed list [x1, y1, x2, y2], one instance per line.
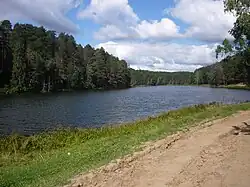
[194, 84, 250, 90]
[1, 102, 250, 187]
[222, 84, 250, 90]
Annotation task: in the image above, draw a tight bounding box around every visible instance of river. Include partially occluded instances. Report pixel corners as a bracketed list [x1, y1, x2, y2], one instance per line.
[0, 86, 250, 135]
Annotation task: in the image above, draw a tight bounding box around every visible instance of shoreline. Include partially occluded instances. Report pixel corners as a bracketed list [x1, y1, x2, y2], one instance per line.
[0, 87, 131, 100]
[219, 84, 250, 90]
[1, 84, 249, 98]
[125, 84, 250, 91]
[1, 102, 250, 187]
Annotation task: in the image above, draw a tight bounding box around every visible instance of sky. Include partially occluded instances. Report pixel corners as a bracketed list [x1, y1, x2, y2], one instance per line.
[0, 0, 236, 72]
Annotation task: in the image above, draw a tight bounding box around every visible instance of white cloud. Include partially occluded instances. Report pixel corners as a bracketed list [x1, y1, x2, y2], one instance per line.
[97, 41, 218, 72]
[93, 18, 182, 40]
[91, 0, 235, 72]
[78, 0, 139, 27]
[79, 0, 181, 41]
[0, 0, 80, 33]
[81, 0, 235, 42]
[1, 0, 235, 43]
[94, 25, 132, 40]
[135, 18, 182, 39]
[167, 0, 236, 42]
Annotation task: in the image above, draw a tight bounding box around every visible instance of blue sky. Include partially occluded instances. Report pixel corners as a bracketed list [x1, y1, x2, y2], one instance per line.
[0, 0, 235, 72]
[72, 0, 189, 45]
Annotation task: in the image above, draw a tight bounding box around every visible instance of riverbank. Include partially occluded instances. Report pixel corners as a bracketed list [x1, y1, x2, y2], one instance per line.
[198, 83, 250, 90]
[132, 84, 250, 91]
[1, 102, 250, 187]
[1, 84, 249, 98]
[220, 84, 250, 90]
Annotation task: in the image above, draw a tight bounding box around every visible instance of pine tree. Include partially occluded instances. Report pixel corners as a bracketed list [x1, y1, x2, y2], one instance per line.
[10, 39, 28, 92]
[1, 20, 132, 93]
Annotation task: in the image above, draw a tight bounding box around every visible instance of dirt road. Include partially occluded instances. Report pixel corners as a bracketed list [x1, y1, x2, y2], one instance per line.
[66, 111, 250, 187]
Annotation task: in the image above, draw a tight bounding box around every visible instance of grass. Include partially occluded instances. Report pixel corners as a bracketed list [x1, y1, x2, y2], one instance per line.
[222, 84, 250, 90]
[193, 84, 250, 90]
[1, 102, 250, 187]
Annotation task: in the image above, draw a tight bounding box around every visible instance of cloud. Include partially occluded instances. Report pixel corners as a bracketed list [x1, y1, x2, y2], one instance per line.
[93, 25, 135, 40]
[91, 0, 235, 72]
[81, 0, 235, 42]
[167, 0, 236, 42]
[79, 0, 181, 41]
[97, 41, 218, 72]
[0, 0, 80, 33]
[135, 18, 182, 39]
[78, 0, 139, 27]
[93, 18, 182, 41]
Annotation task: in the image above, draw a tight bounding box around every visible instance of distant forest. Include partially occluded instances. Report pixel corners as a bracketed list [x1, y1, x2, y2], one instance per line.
[0, 20, 249, 94]
[130, 69, 193, 86]
[130, 55, 250, 87]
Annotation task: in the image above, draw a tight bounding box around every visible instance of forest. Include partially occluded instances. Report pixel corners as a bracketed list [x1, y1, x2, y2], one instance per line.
[194, 55, 250, 86]
[1, 0, 250, 94]
[130, 54, 250, 87]
[0, 20, 131, 93]
[0, 20, 198, 93]
[130, 69, 193, 86]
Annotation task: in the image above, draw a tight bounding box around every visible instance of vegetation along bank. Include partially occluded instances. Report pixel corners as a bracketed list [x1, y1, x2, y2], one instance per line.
[1, 102, 250, 187]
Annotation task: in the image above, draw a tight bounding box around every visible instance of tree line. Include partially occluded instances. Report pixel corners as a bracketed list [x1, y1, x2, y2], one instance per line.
[130, 53, 250, 87]
[130, 69, 194, 86]
[194, 55, 250, 86]
[0, 20, 131, 93]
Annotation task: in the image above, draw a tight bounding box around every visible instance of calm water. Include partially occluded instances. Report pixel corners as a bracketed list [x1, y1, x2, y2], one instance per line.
[0, 86, 250, 135]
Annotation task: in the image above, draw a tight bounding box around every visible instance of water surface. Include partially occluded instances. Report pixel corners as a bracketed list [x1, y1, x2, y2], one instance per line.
[0, 86, 250, 135]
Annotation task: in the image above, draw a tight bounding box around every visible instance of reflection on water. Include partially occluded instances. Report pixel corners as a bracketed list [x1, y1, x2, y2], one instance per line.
[0, 86, 250, 135]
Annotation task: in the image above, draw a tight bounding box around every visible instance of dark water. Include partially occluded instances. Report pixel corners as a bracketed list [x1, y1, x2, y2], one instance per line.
[0, 86, 250, 135]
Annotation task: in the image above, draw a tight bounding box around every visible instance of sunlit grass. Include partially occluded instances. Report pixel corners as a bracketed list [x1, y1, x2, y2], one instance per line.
[1, 102, 250, 187]
[222, 84, 250, 90]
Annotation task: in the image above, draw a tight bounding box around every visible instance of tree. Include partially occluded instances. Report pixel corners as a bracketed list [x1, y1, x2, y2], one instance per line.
[106, 55, 119, 88]
[10, 39, 28, 92]
[84, 44, 96, 89]
[0, 20, 12, 87]
[208, 64, 225, 86]
[1, 20, 11, 42]
[88, 48, 108, 89]
[216, 0, 250, 84]
[129, 69, 193, 86]
[1, 20, 132, 93]
[118, 60, 131, 88]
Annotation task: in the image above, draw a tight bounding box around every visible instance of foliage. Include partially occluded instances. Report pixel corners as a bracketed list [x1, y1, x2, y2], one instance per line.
[130, 69, 194, 86]
[194, 55, 248, 86]
[0, 20, 12, 88]
[0, 20, 131, 93]
[216, 0, 250, 84]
